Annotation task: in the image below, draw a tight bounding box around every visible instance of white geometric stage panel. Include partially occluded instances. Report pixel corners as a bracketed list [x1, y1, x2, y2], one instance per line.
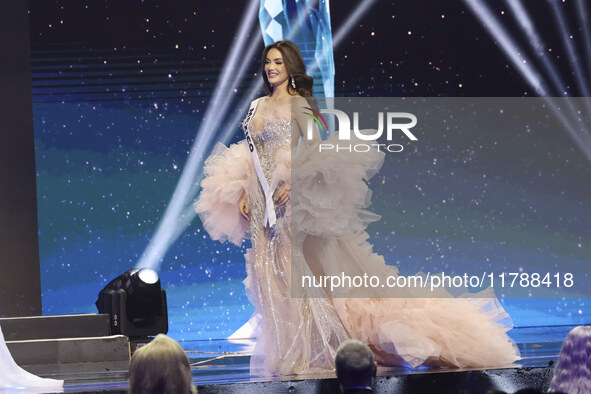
[258, 0, 335, 98]
[265, 19, 284, 43]
[264, 0, 284, 19]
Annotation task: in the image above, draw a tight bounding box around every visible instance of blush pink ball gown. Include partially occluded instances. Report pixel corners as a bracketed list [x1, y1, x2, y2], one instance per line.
[194, 105, 520, 375]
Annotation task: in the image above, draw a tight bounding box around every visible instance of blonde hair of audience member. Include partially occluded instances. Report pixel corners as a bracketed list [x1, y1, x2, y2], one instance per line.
[129, 334, 196, 394]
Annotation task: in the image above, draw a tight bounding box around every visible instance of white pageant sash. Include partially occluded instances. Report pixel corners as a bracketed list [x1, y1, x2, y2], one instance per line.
[242, 98, 277, 227]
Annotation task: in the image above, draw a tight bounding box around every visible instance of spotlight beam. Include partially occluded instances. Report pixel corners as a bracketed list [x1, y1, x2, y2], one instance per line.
[331, 0, 379, 52]
[135, 0, 260, 269]
[462, 0, 548, 95]
[575, 0, 591, 144]
[575, 0, 591, 80]
[543, 97, 591, 160]
[546, 0, 591, 130]
[503, 0, 591, 154]
[504, 0, 568, 96]
[187, 39, 265, 200]
[547, 0, 591, 98]
[463, 0, 591, 161]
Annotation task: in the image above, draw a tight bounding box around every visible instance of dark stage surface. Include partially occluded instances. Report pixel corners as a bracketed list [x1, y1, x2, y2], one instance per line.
[34, 324, 569, 393]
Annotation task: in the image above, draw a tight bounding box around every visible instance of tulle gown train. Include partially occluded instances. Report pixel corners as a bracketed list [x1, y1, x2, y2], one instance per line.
[195, 116, 519, 375]
[0, 325, 64, 390]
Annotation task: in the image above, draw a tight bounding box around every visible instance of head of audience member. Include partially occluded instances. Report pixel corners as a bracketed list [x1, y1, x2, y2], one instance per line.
[548, 325, 591, 394]
[128, 334, 196, 394]
[335, 339, 377, 393]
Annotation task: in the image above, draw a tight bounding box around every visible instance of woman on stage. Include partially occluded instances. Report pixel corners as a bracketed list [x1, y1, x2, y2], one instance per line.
[195, 40, 519, 375]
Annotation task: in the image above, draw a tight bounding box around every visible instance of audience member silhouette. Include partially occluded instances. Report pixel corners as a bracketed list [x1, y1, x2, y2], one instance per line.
[335, 339, 377, 393]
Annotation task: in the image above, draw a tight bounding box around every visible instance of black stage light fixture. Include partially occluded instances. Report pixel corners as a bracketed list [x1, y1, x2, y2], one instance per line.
[96, 268, 168, 338]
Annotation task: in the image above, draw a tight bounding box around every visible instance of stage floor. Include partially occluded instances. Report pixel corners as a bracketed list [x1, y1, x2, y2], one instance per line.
[42, 324, 571, 393]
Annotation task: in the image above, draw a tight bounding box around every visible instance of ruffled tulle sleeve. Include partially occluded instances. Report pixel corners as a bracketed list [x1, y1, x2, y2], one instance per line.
[290, 131, 385, 238]
[194, 140, 254, 246]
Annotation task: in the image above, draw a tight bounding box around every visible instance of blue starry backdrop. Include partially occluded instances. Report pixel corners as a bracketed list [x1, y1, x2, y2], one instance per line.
[30, 1, 590, 340]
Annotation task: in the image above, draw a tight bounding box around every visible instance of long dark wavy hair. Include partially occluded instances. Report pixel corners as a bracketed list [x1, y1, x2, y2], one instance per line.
[261, 40, 314, 97]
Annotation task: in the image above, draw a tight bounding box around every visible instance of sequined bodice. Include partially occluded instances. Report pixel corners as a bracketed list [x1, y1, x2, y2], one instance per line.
[247, 117, 291, 180]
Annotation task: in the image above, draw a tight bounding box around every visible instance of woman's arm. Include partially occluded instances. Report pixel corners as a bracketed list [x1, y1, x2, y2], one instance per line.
[239, 190, 249, 220]
[291, 96, 320, 150]
[194, 140, 253, 245]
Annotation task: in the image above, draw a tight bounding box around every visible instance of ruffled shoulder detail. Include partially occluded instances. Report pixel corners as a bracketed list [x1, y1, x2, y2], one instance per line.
[291, 131, 385, 238]
[194, 140, 253, 246]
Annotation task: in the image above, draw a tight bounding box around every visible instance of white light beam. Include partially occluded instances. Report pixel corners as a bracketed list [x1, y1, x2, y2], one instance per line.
[547, 0, 591, 97]
[463, 0, 591, 161]
[135, 0, 260, 269]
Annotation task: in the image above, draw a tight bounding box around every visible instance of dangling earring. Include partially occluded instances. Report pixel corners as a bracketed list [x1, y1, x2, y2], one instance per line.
[291, 76, 296, 89]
